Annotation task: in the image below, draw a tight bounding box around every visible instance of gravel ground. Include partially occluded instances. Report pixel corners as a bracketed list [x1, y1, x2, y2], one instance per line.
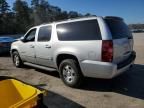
[0, 33, 144, 108]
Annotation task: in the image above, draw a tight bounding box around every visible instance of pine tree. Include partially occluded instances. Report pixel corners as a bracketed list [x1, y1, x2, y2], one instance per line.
[31, 0, 51, 25]
[0, 0, 10, 14]
[13, 0, 31, 33]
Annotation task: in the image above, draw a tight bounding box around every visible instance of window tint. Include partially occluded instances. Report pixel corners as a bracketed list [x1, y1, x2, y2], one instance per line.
[38, 26, 52, 41]
[25, 29, 36, 42]
[56, 20, 101, 41]
[105, 19, 133, 39]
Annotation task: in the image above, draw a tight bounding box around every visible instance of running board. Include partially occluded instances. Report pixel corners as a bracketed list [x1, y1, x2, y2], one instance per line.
[24, 62, 57, 71]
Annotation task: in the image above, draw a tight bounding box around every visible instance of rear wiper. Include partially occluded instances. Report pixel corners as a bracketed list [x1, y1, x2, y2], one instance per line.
[128, 37, 132, 39]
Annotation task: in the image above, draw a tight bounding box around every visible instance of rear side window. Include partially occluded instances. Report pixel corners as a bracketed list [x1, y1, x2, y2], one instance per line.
[56, 20, 101, 41]
[105, 19, 132, 39]
[38, 26, 52, 41]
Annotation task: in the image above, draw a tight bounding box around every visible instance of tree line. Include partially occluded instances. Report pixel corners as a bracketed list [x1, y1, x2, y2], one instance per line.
[0, 0, 93, 35]
[129, 24, 144, 30]
[1, 0, 142, 35]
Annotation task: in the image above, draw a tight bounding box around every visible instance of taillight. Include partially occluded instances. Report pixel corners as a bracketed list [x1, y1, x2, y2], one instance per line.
[102, 40, 113, 62]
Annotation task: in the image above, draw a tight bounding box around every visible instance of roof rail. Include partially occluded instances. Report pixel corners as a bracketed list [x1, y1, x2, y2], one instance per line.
[66, 15, 97, 21]
[39, 15, 97, 26]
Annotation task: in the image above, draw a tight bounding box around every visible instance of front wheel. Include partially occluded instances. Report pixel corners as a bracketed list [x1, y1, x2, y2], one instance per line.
[12, 51, 23, 68]
[59, 59, 83, 88]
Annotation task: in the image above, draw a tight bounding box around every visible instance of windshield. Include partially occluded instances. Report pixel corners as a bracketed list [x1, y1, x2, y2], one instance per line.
[105, 18, 133, 39]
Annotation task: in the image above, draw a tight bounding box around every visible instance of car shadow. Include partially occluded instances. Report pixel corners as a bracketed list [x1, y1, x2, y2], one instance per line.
[7, 63, 144, 101]
[15, 64, 60, 78]
[43, 91, 84, 108]
[80, 64, 144, 100]
[36, 69, 60, 78]
[32, 64, 144, 100]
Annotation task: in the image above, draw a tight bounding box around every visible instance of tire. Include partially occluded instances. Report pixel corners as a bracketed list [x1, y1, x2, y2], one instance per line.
[12, 51, 23, 68]
[59, 59, 83, 88]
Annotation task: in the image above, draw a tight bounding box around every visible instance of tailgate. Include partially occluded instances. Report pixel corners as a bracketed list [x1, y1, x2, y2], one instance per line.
[113, 38, 133, 63]
[105, 17, 134, 64]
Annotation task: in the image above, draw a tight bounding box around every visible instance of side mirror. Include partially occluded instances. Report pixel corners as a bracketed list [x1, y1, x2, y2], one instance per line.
[20, 36, 25, 42]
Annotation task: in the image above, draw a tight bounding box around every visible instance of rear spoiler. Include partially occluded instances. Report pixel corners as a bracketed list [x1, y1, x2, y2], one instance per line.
[104, 16, 124, 21]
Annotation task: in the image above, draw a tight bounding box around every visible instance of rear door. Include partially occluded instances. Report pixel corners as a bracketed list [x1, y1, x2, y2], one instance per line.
[105, 18, 133, 64]
[35, 25, 54, 67]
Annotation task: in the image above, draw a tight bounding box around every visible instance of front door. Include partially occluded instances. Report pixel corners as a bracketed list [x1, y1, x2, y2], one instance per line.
[20, 28, 37, 63]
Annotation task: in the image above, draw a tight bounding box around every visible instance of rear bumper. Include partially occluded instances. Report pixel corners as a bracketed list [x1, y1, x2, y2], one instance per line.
[80, 51, 136, 79]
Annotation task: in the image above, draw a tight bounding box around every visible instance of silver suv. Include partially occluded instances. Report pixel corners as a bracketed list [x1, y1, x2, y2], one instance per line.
[11, 16, 136, 87]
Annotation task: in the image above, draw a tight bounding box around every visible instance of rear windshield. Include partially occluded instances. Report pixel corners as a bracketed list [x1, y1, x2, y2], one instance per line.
[105, 18, 132, 39]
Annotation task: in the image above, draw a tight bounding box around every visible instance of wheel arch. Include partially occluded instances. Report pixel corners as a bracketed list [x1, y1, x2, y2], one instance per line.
[11, 49, 18, 53]
[56, 54, 81, 69]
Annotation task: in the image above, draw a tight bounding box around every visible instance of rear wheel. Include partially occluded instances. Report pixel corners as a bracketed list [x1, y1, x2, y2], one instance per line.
[59, 59, 83, 88]
[12, 51, 23, 68]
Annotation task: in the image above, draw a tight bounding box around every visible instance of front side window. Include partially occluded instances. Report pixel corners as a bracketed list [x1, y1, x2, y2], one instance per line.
[25, 29, 36, 42]
[38, 26, 52, 42]
[56, 20, 102, 41]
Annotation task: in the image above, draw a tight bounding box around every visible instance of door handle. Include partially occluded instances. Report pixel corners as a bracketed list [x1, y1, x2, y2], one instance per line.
[45, 45, 51, 48]
[30, 45, 34, 48]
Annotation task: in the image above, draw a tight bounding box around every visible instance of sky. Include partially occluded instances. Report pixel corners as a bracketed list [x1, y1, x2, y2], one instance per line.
[7, 0, 144, 24]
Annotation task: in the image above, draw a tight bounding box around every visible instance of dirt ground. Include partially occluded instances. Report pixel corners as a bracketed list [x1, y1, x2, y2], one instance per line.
[0, 33, 144, 108]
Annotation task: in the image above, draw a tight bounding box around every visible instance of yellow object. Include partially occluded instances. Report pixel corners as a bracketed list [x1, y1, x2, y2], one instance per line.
[0, 79, 43, 108]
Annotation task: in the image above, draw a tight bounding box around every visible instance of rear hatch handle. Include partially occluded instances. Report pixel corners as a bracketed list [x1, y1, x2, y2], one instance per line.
[123, 51, 131, 56]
